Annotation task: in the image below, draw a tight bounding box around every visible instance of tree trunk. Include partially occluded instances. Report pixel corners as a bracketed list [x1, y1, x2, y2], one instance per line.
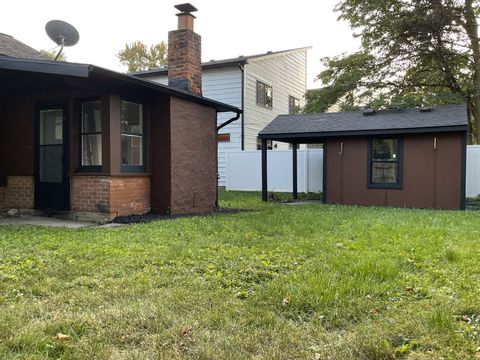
[464, 0, 480, 144]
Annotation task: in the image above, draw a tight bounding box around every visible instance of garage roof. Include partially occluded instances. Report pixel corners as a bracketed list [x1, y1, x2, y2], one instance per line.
[259, 105, 468, 141]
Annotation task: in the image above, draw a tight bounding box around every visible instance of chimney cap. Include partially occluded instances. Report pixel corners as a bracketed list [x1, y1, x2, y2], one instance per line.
[174, 3, 198, 13]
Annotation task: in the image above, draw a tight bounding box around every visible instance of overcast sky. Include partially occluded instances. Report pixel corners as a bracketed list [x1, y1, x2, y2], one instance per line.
[2, 0, 360, 89]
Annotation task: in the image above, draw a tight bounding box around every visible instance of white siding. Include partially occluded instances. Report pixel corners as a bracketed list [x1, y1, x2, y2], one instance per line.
[244, 50, 307, 150]
[203, 68, 243, 185]
[145, 75, 168, 85]
[142, 67, 243, 186]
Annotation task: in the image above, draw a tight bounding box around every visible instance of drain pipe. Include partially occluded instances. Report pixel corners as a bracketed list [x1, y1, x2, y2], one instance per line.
[215, 110, 242, 208]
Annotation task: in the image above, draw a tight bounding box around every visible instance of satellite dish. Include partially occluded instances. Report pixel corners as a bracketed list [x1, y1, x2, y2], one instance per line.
[45, 20, 79, 60]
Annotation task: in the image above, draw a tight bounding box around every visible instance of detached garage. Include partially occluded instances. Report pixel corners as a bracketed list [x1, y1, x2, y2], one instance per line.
[259, 105, 468, 210]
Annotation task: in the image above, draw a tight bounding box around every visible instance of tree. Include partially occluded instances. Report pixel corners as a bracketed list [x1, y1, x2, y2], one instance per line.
[306, 0, 480, 143]
[39, 49, 67, 61]
[117, 41, 167, 73]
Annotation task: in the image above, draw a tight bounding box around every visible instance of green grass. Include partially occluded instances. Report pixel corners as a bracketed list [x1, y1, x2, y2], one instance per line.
[1, 191, 480, 359]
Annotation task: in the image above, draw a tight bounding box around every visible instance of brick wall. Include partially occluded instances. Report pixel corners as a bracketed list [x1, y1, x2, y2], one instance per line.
[70, 175, 150, 218]
[110, 177, 150, 217]
[168, 28, 202, 96]
[70, 176, 110, 213]
[170, 98, 217, 214]
[6, 176, 34, 209]
[0, 186, 5, 209]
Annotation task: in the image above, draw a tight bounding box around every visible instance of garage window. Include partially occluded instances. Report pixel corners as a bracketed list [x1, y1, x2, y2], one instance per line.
[368, 138, 402, 188]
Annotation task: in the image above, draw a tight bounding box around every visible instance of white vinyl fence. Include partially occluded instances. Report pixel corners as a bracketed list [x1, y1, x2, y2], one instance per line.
[226, 146, 480, 197]
[467, 145, 480, 197]
[226, 149, 323, 192]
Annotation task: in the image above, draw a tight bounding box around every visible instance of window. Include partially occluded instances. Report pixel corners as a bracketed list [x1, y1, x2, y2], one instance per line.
[121, 100, 145, 172]
[81, 100, 102, 169]
[289, 96, 301, 114]
[368, 138, 402, 188]
[256, 81, 273, 108]
[257, 138, 273, 150]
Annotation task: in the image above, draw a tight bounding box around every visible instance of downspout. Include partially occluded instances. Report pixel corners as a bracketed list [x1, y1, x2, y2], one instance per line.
[215, 110, 242, 207]
[239, 63, 245, 150]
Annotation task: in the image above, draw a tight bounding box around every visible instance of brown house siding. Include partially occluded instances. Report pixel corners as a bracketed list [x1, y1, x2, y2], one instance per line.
[169, 97, 217, 214]
[325, 133, 464, 210]
[2, 98, 35, 178]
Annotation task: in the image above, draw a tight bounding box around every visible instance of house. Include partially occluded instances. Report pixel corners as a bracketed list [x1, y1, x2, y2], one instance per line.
[0, 4, 240, 220]
[134, 47, 309, 186]
[259, 105, 468, 210]
[0, 33, 46, 59]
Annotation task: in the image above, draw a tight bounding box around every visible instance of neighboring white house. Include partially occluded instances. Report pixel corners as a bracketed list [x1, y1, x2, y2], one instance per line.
[134, 47, 309, 185]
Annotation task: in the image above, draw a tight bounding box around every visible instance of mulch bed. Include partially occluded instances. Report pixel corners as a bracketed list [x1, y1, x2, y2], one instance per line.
[113, 207, 248, 224]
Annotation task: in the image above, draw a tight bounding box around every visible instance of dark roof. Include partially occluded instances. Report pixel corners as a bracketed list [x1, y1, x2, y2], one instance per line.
[0, 56, 241, 113]
[132, 47, 310, 77]
[0, 33, 45, 59]
[259, 105, 468, 141]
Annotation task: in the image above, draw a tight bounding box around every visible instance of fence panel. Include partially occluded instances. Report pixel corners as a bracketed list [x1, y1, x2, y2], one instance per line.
[226, 147, 480, 197]
[467, 146, 480, 197]
[226, 149, 323, 192]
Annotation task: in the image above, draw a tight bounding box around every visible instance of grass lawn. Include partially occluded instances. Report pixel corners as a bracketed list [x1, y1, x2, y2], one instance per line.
[1, 191, 480, 359]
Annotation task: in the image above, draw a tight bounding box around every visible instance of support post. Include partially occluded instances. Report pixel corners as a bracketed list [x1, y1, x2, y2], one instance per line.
[292, 143, 298, 199]
[261, 139, 268, 201]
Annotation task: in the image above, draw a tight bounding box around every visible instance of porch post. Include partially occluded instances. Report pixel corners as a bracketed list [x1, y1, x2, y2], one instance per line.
[292, 143, 298, 199]
[261, 139, 268, 201]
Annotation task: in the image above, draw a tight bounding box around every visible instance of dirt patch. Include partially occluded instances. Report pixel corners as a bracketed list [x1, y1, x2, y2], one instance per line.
[113, 207, 248, 224]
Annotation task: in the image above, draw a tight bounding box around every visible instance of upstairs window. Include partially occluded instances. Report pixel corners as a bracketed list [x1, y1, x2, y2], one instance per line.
[289, 96, 301, 114]
[81, 100, 102, 169]
[256, 81, 273, 108]
[368, 138, 402, 188]
[121, 100, 145, 172]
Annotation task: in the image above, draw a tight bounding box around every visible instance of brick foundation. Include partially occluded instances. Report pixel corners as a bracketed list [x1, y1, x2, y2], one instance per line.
[110, 177, 150, 217]
[70, 176, 150, 218]
[0, 186, 5, 209]
[6, 176, 34, 209]
[70, 176, 110, 213]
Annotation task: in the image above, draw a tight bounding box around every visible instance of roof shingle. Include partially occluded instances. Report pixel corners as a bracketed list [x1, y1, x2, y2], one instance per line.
[0, 33, 45, 59]
[259, 105, 468, 139]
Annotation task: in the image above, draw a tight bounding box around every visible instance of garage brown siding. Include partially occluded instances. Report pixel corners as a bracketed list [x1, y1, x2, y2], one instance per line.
[325, 133, 464, 210]
[169, 97, 217, 214]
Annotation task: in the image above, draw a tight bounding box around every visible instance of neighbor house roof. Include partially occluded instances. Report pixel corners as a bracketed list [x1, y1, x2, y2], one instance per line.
[0, 33, 45, 59]
[132, 47, 311, 77]
[259, 105, 468, 141]
[0, 56, 241, 114]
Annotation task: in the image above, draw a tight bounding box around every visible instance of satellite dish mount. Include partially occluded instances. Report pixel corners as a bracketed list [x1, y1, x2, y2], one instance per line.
[45, 20, 79, 61]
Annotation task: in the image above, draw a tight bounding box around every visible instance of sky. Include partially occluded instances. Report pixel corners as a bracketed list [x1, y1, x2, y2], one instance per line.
[2, 0, 360, 89]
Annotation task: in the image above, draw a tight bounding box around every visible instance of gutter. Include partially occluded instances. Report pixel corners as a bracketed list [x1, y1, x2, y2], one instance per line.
[239, 63, 245, 150]
[217, 110, 241, 131]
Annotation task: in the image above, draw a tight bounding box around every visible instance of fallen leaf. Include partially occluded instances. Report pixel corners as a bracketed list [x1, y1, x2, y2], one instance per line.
[54, 333, 70, 341]
[120, 336, 126, 343]
[369, 308, 379, 315]
[181, 326, 193, 339]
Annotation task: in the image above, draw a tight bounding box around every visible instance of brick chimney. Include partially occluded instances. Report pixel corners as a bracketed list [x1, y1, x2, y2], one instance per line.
[168, 3, 202, 96]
